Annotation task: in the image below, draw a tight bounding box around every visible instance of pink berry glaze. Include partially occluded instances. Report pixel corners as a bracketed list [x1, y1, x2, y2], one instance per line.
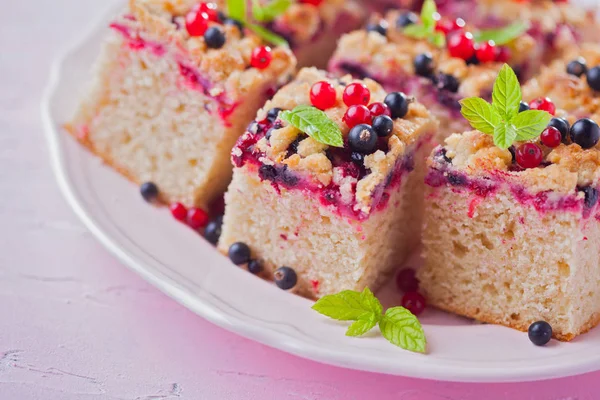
[232, 117, 433, 222]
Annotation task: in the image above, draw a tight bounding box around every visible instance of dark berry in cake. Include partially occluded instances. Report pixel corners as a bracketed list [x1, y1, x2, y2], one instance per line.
[372, 115, 394, 137]
[529, 97, 555, 115]
[384, 92, 409, 119]
[248, 259, 263, 275]
[465, 55, 480, 66]
[580, 186, 599, 208]
[348, 124, 377, 154]
[204, 215, 223, 245]
[414, 53, 434, 77]
[540, 127, 562, 148]
[368, 102, 391, 117]
[258, 164, 278, 181]
[310, 81, 337, 110]
[396, 268, 419, 292]
[476, 41, 496, 63]
[366, 20, 388, 37]
[528, 321, 552, 346]
[187, 207, 209, 229]
[343, 105, 371, 128]
[350, 151, 365, 165]
[343, 82, 370, 106]
[266, 107, 282, 122]
[570, 118, 600, 149]
[586, 66, 600, 91]
[274, 266, 297, 290]
[250, 46, 273, 70]
[447, 31, 475, 60]
[396, 12, 418, 28]
[204, 26, 226, 49]
[566, 58, 587, 77]
[435, 73, 459, 93]
[170, 202, 188, 221]
[401, 291, 426, 316]
[224, 18, 244, 35]
[548, 117, 570, 142]
[228, 242, 251, 265]
[515, 143, 543, 169]
[140, 182, 159, 202]
[519, 101, 530, 113]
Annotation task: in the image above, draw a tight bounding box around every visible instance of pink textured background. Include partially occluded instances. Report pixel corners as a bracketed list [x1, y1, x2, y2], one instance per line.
[2, 0, 599, 398]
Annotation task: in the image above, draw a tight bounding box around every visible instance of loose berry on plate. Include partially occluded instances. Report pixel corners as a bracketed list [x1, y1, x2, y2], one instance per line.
[348, 124, 377, 154]
[384, 92, 409, 119]
[248, 259, 263, 275]
[343, 105, 371, 128]
[519, 101, 530, 113]
[447, 31, 475, 60]
[366, 103, 390, 119]
[372, 115, 394, 137]
[401, 291, 426, 316]
[566, 58, 587, 77]
[396, 268, 419, 293]
[204, 215, 223, 245]
[547, 117, 570, 142]
[529, 97, 555, 115]
[266, 107, 282, 122]
[414, 53, 434, 77]
[396, 12, 418, 28]
[170, 202, 188, 221]
[228, 242, 251, 265]
[435, 73, 459, 93]
[250, 46, 272, 69]
[204, 26, 226, 49]
[195, 2, 219, 22]
[586, 66, 600, 91]
[310, 81, 337, 110]
[343, 83, 370, 106]
[528, 321, 552, 346]
[495, 46, 511, 62]
[570, 118, 600, 149]
[366, 20, 388, 37]
[515, 143, 543, 169]
[187, 207, 209, 229]
[476, 41, 496, 63]
[274, 266, 297, 290]
[140, 182, 159, 202]
[540, 127, 561, 148]
[185, 8, 210, 36]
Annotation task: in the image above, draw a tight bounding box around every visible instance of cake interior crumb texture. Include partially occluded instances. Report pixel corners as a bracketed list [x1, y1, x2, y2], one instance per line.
[419, 184, 600, 341]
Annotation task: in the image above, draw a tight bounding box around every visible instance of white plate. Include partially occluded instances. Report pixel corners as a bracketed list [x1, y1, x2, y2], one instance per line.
[42, 2, 600, 383]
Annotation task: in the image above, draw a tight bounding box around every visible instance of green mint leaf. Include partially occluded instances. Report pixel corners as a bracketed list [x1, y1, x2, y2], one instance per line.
[492, 63, 521, 122]
[247, 24, 289, 47]
[252, 0, 292, 22]
[280, 105, 344, 147]
[378, 307, 427, 353]
[360, 287, 383, 316]
[403, 24, 430, 39]
[513, 110, 552, 141]
[420, 0, 438, 30]
[493, 122, 518, 149]
[474, 21, 530, 45]
[430, 31, 446, 47]
[459, 97, 501, 135]
[312, 288, 381, 320]
[226, 0, 247, 22]
[346, 313, 379, 337]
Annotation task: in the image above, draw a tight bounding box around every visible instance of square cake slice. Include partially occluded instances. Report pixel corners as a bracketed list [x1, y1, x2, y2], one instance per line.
[419, 128, 600, 341]
[218, 68, 438, 298]
[66, 0, 296, 208]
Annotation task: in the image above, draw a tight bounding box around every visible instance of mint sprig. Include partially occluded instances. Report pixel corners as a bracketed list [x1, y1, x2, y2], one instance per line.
[280, 105, 344, 147]
[474, 21, 530, 45]
[225, 0, 289, 47]
[252, 0, 292, 22]
[312, 287, 427, 353]
[226, 0, 247, 22]
[459, 64, 552, 149]
[403, 0, 446, 47]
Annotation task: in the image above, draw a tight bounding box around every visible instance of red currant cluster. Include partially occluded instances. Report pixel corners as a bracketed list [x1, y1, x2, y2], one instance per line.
[396, 268, 427, 316]
[513, 97, 557, 169]
[185, 2, 220, 36]
[170, 202, 210, 230]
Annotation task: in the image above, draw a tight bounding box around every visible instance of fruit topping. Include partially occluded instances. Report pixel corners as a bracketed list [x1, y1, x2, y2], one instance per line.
[204, 26, 226, 49]
[348, 124, 378, 154]
[384, 92, 409, 119]
[515, 143, 543, 169]
[187, 207, 209, 229]
[566, 58, 587, 77]
[170, 202, 188, 221]
[266, 107, 282, 122]
[447, 31, 475, 61]
[396, 12, 418, 28]
[547, 117, 570, 143]
[343, 105, 371, 128]
[185, 7, 210, 36]
[310, 81, 337, 110]
[248, 259, 263, 275]
[372, 115, 394, 137]
[368, 102, 391, 117]
[570, 118, 600, 149]
[250, 46, 273, 70]
[228, 242, 251, 265]
[529, 97, 555, 115]
[586, 66, 600, 91]
[528, 321, 552, 346]
[475, 40, 496, 63]
[414, 53, 434, 77]
[540, 127, 561, 148]
[343, 83, 371, 106]
[366, 20, 388, 37]
[580, 186, 599, 209]
[518, 101, 530, 113]
[435, 73, 459, 93]
[274, 266, 297, 290]
[140, 182, 159, 202]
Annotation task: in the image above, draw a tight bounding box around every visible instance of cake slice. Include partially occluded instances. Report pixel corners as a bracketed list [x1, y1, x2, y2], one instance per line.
[67, 0, 296, 208]
[218, 68, 438, 298]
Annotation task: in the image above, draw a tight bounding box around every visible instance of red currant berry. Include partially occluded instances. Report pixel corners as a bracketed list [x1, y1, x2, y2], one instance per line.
[300, 0, 324, 5]
[185, 9, 210, 36]
[310, 81, 337, 110]
[435, 18, 464, 35]
[515, 143, 543, 169]
[250, 46, 273, 70]
[193, 2, 219, 22]
[495, 46, 511, 62]
[343, 105, 371, 128]
[476, 40, 496, 63]
[396, 268, 419, 292]
[540, 127, 562, 148]
[401, 291, 426, 316]
[447, 31, 475, 60]
[529, 97, 556, 115]
[368, 102, 391, 117]
[170, 202, 188, 221]
[343, 83, 371, 106]
[187, 207, 209, 229]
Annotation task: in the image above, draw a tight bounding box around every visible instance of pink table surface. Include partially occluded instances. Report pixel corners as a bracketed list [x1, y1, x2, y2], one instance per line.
[3, 1, 599, 398]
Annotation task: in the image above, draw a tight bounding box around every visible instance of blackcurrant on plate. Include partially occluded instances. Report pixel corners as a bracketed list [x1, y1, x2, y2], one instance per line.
[42, 1, 600, 383]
